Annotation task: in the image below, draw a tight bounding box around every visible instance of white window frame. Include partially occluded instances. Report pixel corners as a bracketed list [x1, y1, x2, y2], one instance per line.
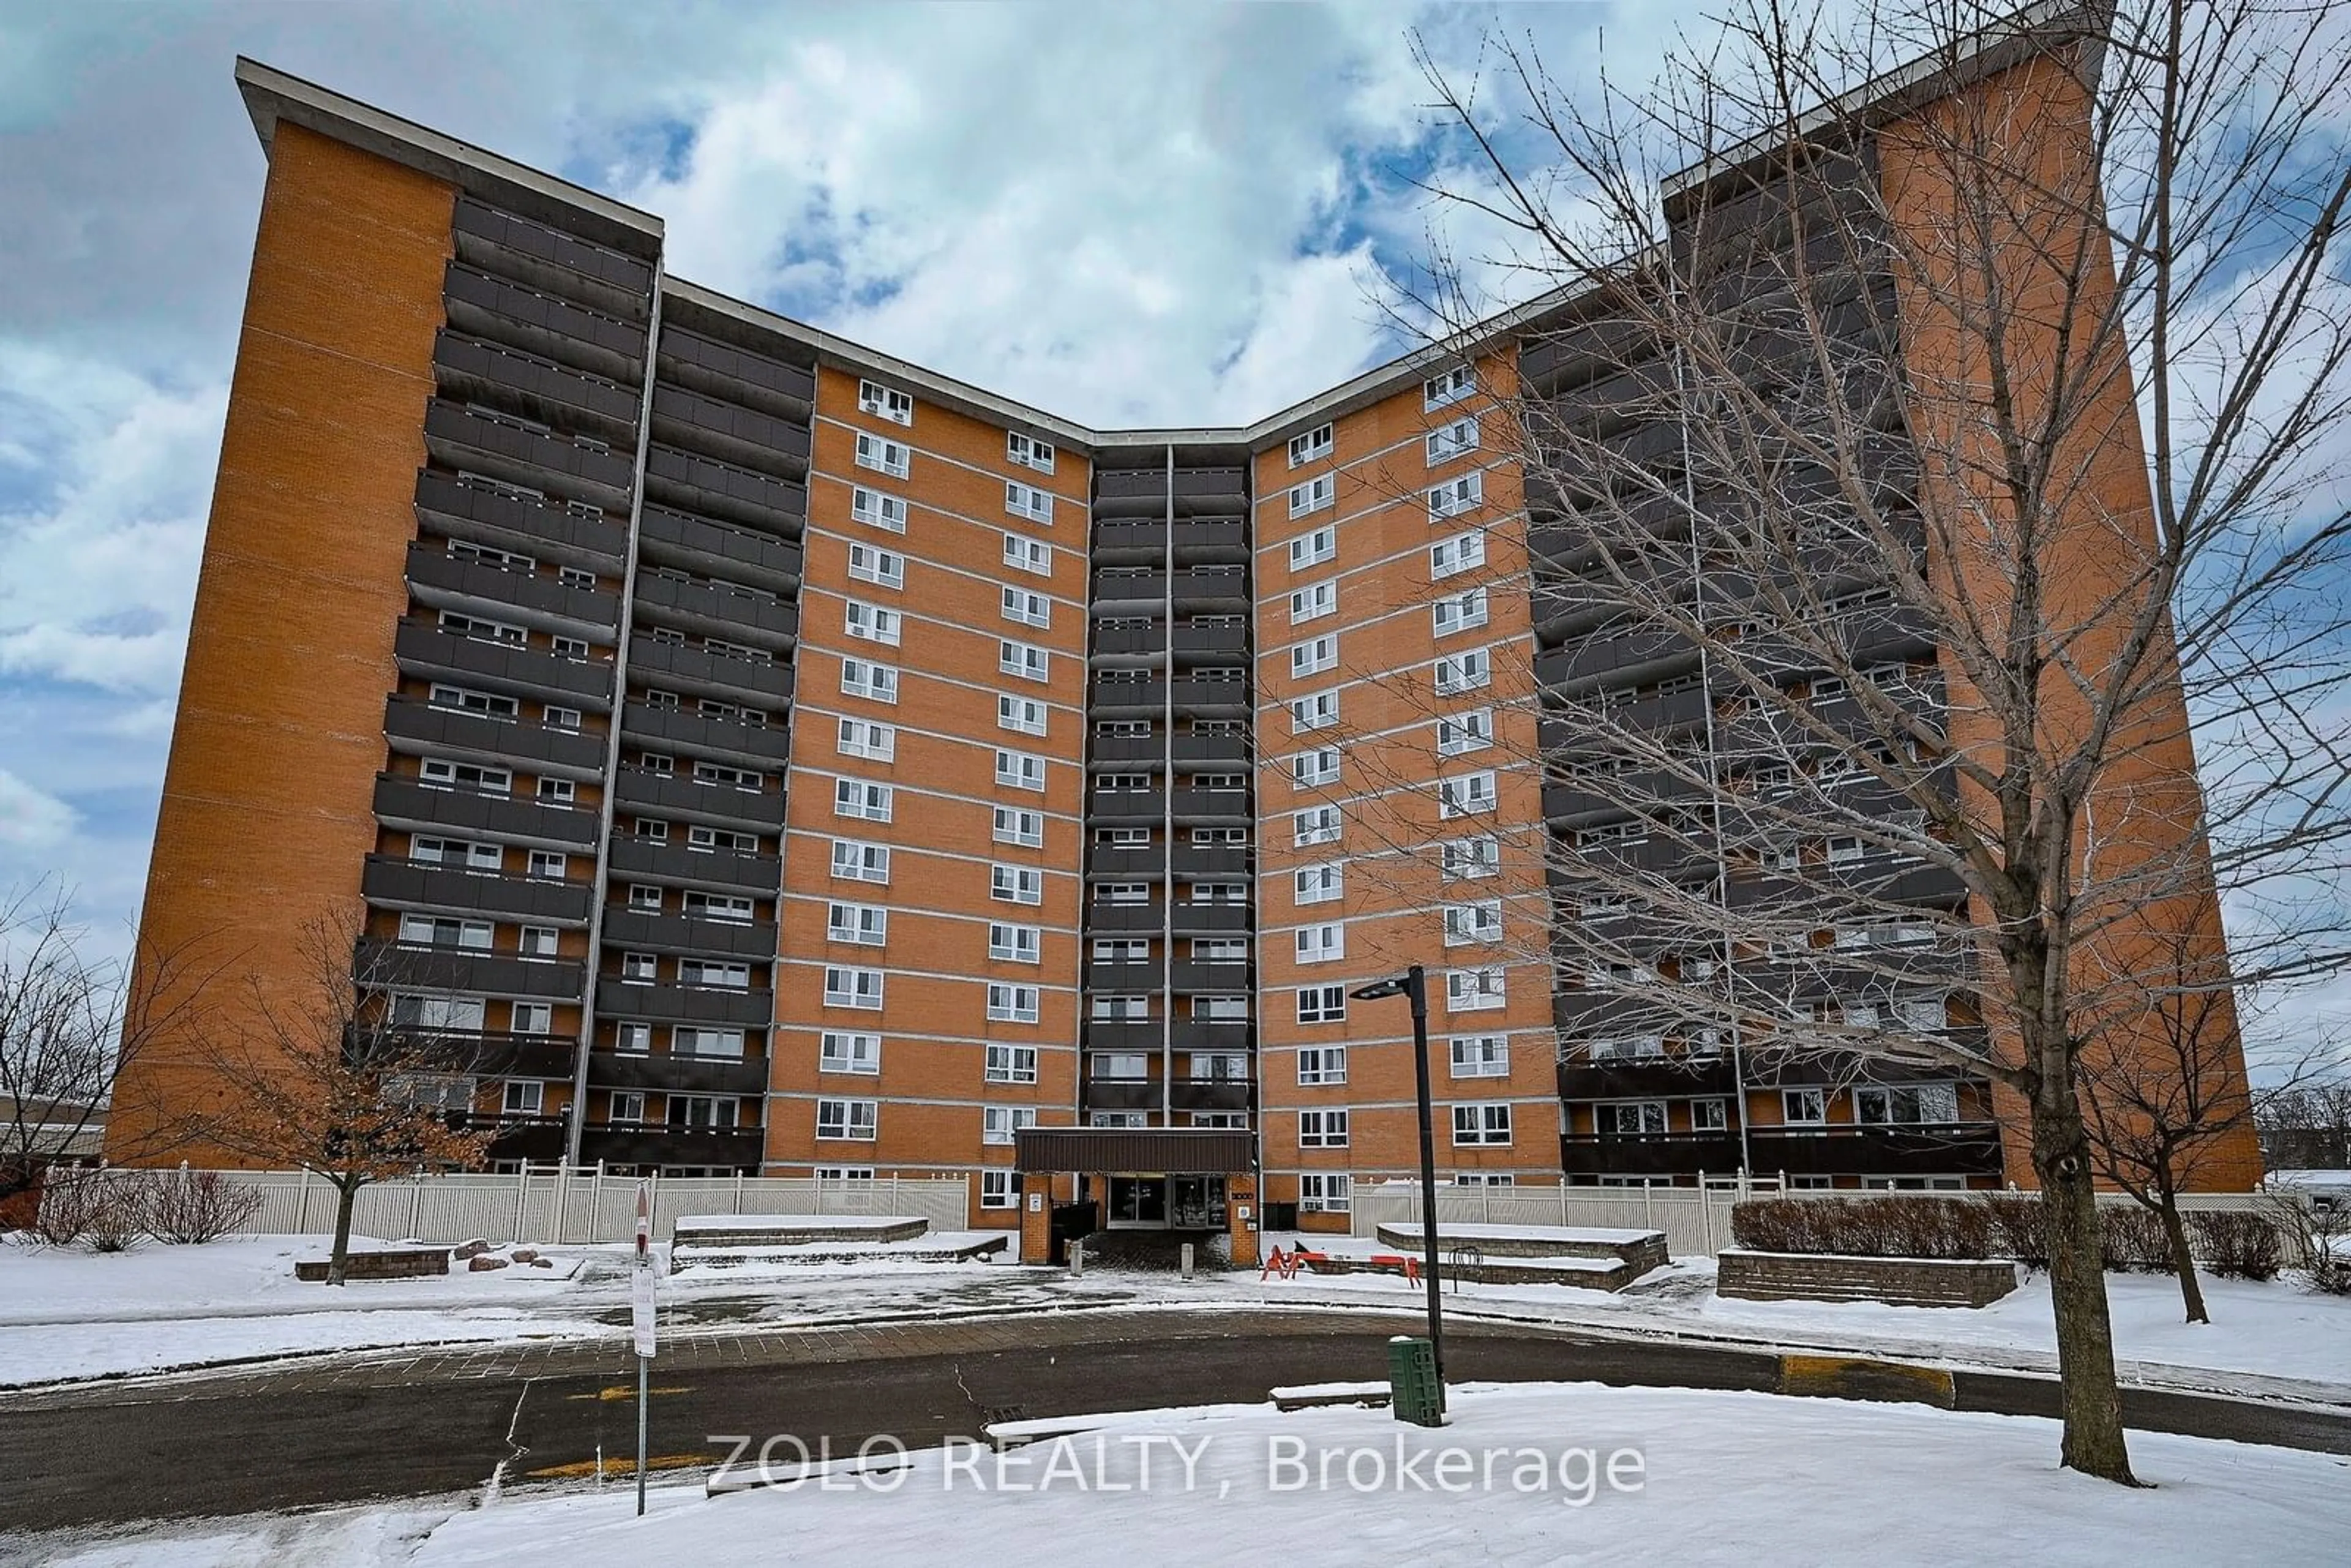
[991, 864, 1045, 906]
[1002, 533, 1052, 577]
[1006, 432, 1056, 474]
[988, 923, 1042, 964]
[858, 380, 913, 425]
[1295, 922, 1345, 964]
[999, 638, 1049, 683]
[1426, 415, 1479, 463]
[817, 1096, 880, 1140]
[833, 777, 893, 823]
[1288, 473, 1335, 517]
[1288, 525, 1337, 571]
[1424, 364, 1475, 409]
[845, 599, 902, 647]
[839, 657, 899, 704]
[994, 748, 1047, 792]
[836, 717, 896, 762]
[819, 1031, 881, 1075]
[830, 838, 891, 885]
[1433, 586, 1490, 636]
[992, 805, 1046, 848]
[986, 983, 1041, 1024]
[1451, 1102, 1513, 1146]
[826, 901, 888, 947]
[1299, 1108, 1350, 1149]
[1294, 748, 1340, 788]
[1430, 530, 1487, 579]
[1293, 806, 1341, 847]
[1005, 481, 1055, 524]
[1290, 634, 1337, 678]
[1446, 966, 1507, 1011]
[1433, 647, 1491, 695]
[847, 541, 906, 590]
[1289, 580, 1337, 624]
[850, 482, 908, 528]
[1000, 587, 1051, 629]
[997, 694, 1049, 737]
[1287, 424, 1333, 467]
[823, 966, 885, 1011]
[1449, 1035, 1510, 1079]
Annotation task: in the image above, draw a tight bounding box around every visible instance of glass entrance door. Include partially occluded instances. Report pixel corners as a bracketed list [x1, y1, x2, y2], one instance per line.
[1108, 1176, 1167, 1225]
[1170, 1175, 1227, 1228]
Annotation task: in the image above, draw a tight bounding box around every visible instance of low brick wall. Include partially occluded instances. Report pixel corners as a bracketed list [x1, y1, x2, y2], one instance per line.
[295, 1248, 450, 1282]
[1717, 1249, 2022, 1308]
[1374, 1223, 1670, 1274]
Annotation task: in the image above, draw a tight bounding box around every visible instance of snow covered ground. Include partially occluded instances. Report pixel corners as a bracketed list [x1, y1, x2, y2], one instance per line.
[18, 1381, 2350, 1566]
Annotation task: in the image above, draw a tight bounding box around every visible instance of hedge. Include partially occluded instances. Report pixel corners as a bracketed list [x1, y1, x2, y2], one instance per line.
[1730, 1195, 2282, 1279]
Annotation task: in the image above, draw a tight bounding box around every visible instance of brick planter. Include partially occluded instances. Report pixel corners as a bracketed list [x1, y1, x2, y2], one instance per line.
[1716, 1248, 2022, 1308]
[295, 1248, 451, 1282]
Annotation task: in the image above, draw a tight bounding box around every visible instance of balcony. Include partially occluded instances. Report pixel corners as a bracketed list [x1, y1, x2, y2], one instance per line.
[1168, 786, 1250, 823]
[354, 940, 585, 1000]
[1090, 519, 1251, 563]
[433, 330, 642, 442]
[1082, 1077, 1161, 1111]
[442, 262, 648, 382]
[1170, 1078, 1253, 1112]
[1542, 768, 1697, 828]
[1536, 626, 1699, 696]
[361, 855, 594, 925]
[422, 400, 636, 509]
[611, 767, 787, 831]
[381, 696, 606, 776]
[1168, 959, 1251, 992]
[599, 906, 778, 960]
[413, 471, 628, 571]
[605, 834, 781, 895]
[1171, 845, 1250, 878]
[405, 539, 619, 637]
[1173, 623, 1250, 661]
[642, 443, 806, 533]
[1086, 844, 1164, 878]
[1090, 623, 1166, 660]
[1089, 733, 1164, 767]
[636, 505, 803, 592]
[1171, 678, 1250, 715]
[579, 1122, 765, 1169]
[588, 1049, 769, 1097]
[1082, 958, 1157, 989]
[1557, 1053, 1743, 1100]
[594, 978, 774, 1028]
[452, 198, 656, 311]
[624, 637, 795, 709]
[650, 383, 813, 475]
[394, 619, 614, 708]
[372, 773, 598, 852]
[361, 1028, 577, 1080]
[1086, 1019, 1163, 1051]
[1168, 902, 1252, 936]
[1559, 1131, 1744, 1178]
[1090, 678, 1163, 716]
[1540, 684, 1708, 737]
[483, 1114, 569, 1165]
[1750, 1123, 2006, 1179]
[1168, 1020, 1251, 1052]
[1087, 790, 1164, 823]
[1086, 901, 1166, 934]
[1171, 732, 1250, 769]
[620, 700, 792, 767]
[632, 569, 799, 647]
[656, 327, 817, 420]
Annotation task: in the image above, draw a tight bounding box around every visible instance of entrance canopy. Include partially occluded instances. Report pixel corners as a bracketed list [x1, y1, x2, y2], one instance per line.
[1014, 1127, 1253, 1175]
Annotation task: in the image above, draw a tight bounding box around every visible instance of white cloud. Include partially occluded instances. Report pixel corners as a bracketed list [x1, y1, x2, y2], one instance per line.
[0, 768, 76, 849]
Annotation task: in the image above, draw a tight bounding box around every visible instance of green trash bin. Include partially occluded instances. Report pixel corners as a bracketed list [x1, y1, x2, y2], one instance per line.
[1388, 1335, 1442, 1427]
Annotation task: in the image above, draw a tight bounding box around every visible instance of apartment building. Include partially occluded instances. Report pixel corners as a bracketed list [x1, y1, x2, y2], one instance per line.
[108, 28, 2260, 1228]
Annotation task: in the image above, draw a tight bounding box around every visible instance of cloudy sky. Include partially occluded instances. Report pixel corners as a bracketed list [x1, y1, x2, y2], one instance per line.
[0, 0, 1727, 954]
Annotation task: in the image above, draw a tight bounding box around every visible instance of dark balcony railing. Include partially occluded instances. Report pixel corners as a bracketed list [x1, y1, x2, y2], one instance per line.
[413, 470, 629, 569]
[610, 767, 787, 830]
[372, 773, 599, 852]
[361, 855, 594, 925]
[1168, 902, 1253, 935]
[1170, 1078, 1253, 1112]
[579, 1122, 765, 1169]
[620, 701, 793, 766]
[1086, 845, 1164, 879]
[1170, 677, 1251, 712]
[442, 263, 648, 375]
[354, 940, 585, 1000]
[1559, 1122, 2005, 1179]
[1082, 1077, 1160, 1111]
[1536, 626, 1699, 694]
[1168, 958, 1252, 992]
[1084, 901, 1165, 934]
[594, 978, 774, 1028]
[405, 539, 620, 632]
[394, 619, 614, 707]
[605, 834, 782, 895]
[452, 197, 657, 302]
[1168, 1020, 1251, 1052]
[1556, 1054, 1742, 1100]
[650, 383, 814, 475]
[382, 695, 607, 775]
[656, 327, 818, 416]
[423, 400, 636, 501]
[1171, 733, 1251, 768]
[636, 505, 804, 591]
[1169, 786, 1251, 822]
[642, 443, 807, 532]
[599, 906, 777, 959]
[433, 330, 642, 437]
[588, 1049, 768, 1097]
[1171, 845, 1251, 878]
[361, 1028, 576, 1080]
[483, 1114, 569, 1164]
[1087, 790, 1164, 822]
[1089, 734, 1164, 767]
[632, 570, 800, 645]
[624, 637, 795, 708]
[1559, 1130, 1744, 1177]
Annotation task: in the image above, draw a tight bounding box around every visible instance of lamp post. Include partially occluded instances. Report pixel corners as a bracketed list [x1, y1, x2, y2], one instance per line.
[1351, 964, 1444, 1414]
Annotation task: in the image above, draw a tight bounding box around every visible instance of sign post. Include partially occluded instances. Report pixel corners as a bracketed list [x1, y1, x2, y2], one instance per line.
[631, 1179, 655, 1516]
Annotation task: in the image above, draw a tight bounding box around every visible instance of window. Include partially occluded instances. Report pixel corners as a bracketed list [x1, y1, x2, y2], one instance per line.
[830, 839, 891, 884]
[438, 610, 525, 646]
[503, 1080, 544, 1117]
[419, 757, 511, 795]
[688, 823, 757, 853]
[1294, 748, 1340, 787]
[428, 683, 518, 720]
[1436, 709, 1492, 757]
[1601, 1101, 1667, 1136]
[986, 983, 1041, 1023]
[518, 925, 558, 956]
[1425, 364, 1475, 408]
[1690, 1098, 1729, 1131]
[1299, 1173, 1351, 1214]
[983, 1105, 1038, 1145]
[992, 806, 1046, 847]
[847, 541, 906, 590]
[845, 599, 902, 646]
[1828, 836, 1865, 865]
[995, 749, 1047, 792]
[1093, 994, 1150, 1021]
[1287, 424, 1333, 466]
[1294, 863, 1343, 905]
[1288, 474, 1335, 517]
[1289, 634, 1338, 679]
[615, 1023, 653, 1056]
[999, 639, 1050, 683]
[550, 635, 590, 658]
[674, 1027, 746, 1059]
[527, 850, 568, 880]
[1450, 1035, 1509, 1079]
[997, 694, 1049, 737]
[1442, 901, 1503, 946]
[1295, 922, 1344, 964]
[817, 1097, 880, 1140]
[819, 1031, 881, 1075]
[679, 959, 750, 991]
[1438, 770, 1498, 819]
[1095, 937, 1149, 962]
[1288, 525, 1336, 571]
[1447, 967, 1505, 1011]
[980, 1169, 1017, 1209]
[1299, 1109, 1349, 1149]
[840, 658, 899, 704]
[823, 966, 885, 1010]
[683, 891, 754, 923]
[1451, 1103, 1513, 1145]
[855, 432, 907, 482]
[1001, 587, 1051, 629]
[1007, 432, 1056, 473]
[985, 1044, 1040, 1084]
[537, 778, 575, 805]
[1297, 1044, 1348, 1085]
[988, 923, 1041, 964]
[858, 379, 913, 424]
[836, 718, 895, 762]
[391, 993, 485, 1032]
[1005, 481, 1054, 523]
[1427, 416, 1478, 463]
[1434, 648, 1491, 694]
[850, 485, 907, 531]
[1291, 691, 1339, 733]
[397, 914, 493, 950]
[813, 1165, 876, 1183]
[991, 865, 1044, 906]
[827, 901, 888, 945]
[1899, 996, 1950, 1032]
[410, 835, 499, 869]
[1429, 530, 1486, 579]
[545, 705, 582, 730]
[1441, 835, 1501, 879]
[1856, 1083, 1960, 1125]
[1433, 587, 1489, 636]
[1002, 533, 1052, 577]
[609, 1091, 645, 1123]
[1783, 1088, 1828, 1125]
[1294, 806, 1341, 847]
[1289, 580, 1337, 624]
[1428, 472, 1483, 519]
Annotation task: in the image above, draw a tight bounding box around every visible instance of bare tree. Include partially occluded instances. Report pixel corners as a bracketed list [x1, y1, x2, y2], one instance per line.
[0, 880, 214, 1213]
[193, 913, 489, 1283]
[1357, 0, 2351, 1484]
[2255, 1078, 2351, 1169]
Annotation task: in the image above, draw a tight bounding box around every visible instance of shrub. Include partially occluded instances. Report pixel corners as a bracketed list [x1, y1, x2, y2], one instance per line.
[2100, 1206, 2171, 1272]
[2188, 1209, 2284, 1281]
[28, 1165, 105, 1247]
[1732, 1196, 2019, 1261]
[78, 1170, 153, 1253]
[146, 1168, 266, 1245]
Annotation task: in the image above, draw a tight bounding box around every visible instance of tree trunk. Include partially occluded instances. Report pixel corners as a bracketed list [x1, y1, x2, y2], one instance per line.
[2156, 1182, 2208, 1326]
[2031, 1095, 2142, 1485]
[328, 1178, 361, 1288]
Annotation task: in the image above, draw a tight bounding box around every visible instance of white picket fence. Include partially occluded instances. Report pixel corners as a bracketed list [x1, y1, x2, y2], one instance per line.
[199, 1167, 971, 1245]
[1346, 1180, 2295, 1259]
